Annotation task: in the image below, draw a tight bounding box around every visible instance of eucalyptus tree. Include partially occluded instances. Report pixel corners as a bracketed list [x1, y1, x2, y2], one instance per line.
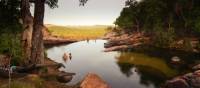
[20, 0, 58, 65]
[21, 0, 33, 65]
[30, 0, 88, 64]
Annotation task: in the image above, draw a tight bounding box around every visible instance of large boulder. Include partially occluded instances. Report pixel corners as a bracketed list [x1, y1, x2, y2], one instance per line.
[57, 72, 75, 83]
[57, 75, 73, 83]
[80, 73, 110, 88]
[189, 71, 200, 88]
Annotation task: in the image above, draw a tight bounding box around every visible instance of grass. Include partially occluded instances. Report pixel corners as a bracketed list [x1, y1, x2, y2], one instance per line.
[0, 81, 34, 88]
[46, 25, 108, 40]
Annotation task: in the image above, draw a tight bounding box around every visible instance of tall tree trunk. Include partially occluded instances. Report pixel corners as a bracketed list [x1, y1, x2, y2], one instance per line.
[21, 0, 33, 65]
[31, 0, 45, 64]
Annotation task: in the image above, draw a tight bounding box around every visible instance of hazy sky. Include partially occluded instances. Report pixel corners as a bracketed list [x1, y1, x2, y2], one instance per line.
[43, 0, 125, 25]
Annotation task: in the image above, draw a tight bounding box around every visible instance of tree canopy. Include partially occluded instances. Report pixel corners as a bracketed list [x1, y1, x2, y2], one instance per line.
[0, 0, 21, 33]
[115, 0, 200, 36]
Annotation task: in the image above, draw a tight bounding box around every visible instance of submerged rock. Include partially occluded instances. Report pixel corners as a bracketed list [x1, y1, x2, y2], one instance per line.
[57, 75, 73, 83]
[57, 72, 75, 83]
[170, 56, 181, 64]
[80, 73, 110, 88]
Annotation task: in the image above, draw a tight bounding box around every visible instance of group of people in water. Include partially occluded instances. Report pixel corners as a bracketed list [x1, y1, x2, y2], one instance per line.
[63, 39, 96, 62]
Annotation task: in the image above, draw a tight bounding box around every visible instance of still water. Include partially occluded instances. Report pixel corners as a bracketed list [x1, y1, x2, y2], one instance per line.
[46, 40, 199, 88]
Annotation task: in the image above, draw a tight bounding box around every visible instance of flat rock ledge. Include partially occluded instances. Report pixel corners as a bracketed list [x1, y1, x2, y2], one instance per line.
[80, 73, 110, 88]
[44, 37, 77, 45]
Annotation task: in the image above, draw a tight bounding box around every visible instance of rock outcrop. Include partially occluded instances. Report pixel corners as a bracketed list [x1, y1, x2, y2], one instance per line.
[80, 73, 110, 88]
[165, 65, 200, 88]
[104, 32, 200, 53]
[103, 32, 150, 52]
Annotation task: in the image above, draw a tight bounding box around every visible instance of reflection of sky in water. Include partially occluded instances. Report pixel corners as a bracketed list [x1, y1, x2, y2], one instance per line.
[47, 40, 161, 88]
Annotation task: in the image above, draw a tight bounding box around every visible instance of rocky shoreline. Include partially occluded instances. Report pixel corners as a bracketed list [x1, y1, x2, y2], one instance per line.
[165, 66, 200, 88]
[40, 27, 110, 88]
[0, 54, 110, 88]
[2, 29, 197, 88]
[103, 32, 200, 88]
[43, 58, 110, 88]
[43, 37, 77, 46]
[103, 32, 200, 53]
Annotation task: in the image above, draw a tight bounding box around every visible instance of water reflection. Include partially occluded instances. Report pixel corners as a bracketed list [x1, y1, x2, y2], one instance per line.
[46, 40, 199, 88]
[115, 52, 178, 77]
[117, 62, 134, 77]
[115, 52, 176, 87]
[115, 51, 200, 87]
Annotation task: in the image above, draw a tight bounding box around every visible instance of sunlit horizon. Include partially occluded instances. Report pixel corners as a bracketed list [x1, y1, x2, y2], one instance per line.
[41, 0, 125, 26]
[45, 23, 114, 26]
[44, 20, 115, 26]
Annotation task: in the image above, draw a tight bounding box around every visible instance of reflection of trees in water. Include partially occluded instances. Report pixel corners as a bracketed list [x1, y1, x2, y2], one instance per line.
[115, 52, 178, 77]
[131, 47, 200, 65]
[115, 50, 199, 88]
[117, 62, 134, 77]
[115, 52, 176, 88]
[137, 66, 167, 88]
[117, 61, 167, 88]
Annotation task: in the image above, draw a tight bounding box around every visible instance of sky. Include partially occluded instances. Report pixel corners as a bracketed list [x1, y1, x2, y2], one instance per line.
[42, 0, 125, 26]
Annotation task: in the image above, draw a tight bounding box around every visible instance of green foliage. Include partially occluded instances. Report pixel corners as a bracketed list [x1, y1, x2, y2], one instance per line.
[45, 0, 58, 9]
[114, 7, 134, 29]
[182, 38, 193, 52]
[0, 0, 20, 27]
[79, 0, 88, 6]
[153, 28, 175, 48]
[0, 33, 22, 65]
[115, 0, 200, 36]
[194, 17, 200, 34]
[0, 0, 23, 65]
[114, 0, 200, 49]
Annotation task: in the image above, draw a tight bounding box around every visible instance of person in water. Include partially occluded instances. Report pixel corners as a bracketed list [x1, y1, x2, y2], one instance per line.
[69, 53, 72, 60]
[63, 52, 72, 62]
[86, 38, 89, 43]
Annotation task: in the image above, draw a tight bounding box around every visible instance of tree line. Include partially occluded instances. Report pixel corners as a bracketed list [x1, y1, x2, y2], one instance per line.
[115, 0, 200, 36]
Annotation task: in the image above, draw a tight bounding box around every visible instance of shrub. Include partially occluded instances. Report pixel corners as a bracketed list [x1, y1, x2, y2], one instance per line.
[0, 33, 22, 65]
[153, 27, 175, 48]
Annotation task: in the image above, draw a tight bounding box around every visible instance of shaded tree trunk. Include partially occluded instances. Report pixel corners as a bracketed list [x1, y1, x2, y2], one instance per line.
[21, 0, 33, 65]
[31, 0, 45, 64]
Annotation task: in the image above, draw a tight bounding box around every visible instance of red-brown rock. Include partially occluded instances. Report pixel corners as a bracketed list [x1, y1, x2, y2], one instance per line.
[80, 73, 110, 88]
[165, 78, 189, 88]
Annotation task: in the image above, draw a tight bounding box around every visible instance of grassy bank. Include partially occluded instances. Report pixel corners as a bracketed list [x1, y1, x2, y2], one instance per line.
[47, 25, 108, 40]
